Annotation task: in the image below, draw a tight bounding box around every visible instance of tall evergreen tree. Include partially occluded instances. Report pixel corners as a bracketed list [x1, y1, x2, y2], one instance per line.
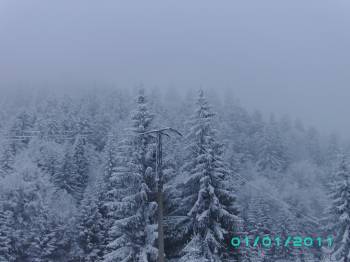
[76, 192, 105, 262]
[175, 90, 240, 261]
[104, 89, 158, 262]
[56, 136, 89, 202]
[70, 135, 89, 201]
[328, 153, 350, 261]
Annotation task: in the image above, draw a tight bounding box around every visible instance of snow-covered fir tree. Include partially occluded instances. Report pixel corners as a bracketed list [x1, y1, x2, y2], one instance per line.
[0, 152, 59, 262]
[328, 153, 350, 261]
[175, 90, 240, 262]
[99, 131, 119, 220]
[0, 139, 15, 178]
[70, 135, 90, 201]
[76, 191, 105, 262]
[56, 135, 89, 202]
[104, 89, 158, 262]
[0, 206, 14, 262]
[255, 122, 287, 173]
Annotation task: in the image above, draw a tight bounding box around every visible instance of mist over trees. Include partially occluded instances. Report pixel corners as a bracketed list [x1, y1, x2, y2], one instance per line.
[0, 87, 346, 261]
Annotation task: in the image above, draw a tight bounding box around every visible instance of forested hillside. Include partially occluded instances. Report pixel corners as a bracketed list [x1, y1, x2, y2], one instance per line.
[0, 87, 346, 261]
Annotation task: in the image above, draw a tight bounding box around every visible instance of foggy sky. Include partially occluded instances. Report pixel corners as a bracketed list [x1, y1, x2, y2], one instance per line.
[1, 0, 350, 137]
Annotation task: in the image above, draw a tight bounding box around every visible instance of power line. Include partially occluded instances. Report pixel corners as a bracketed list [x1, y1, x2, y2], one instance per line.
[2, 129, 322, 226]
[0, 130, 112, 141]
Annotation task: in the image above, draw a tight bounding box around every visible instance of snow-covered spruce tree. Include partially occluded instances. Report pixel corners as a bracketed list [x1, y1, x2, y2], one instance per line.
[29, 139, 64, 187]
[70, 135, 89, 201]
[55, 142, 74, 194]
[90, 131, 121, 259]
[0, 206, 14, 262]
[101, 132, 119, 204]
[98, 131, 119, 227]
[57, 135, 89, 202]
[0, 153, 60, 262]
[176, 90, 240, 261]
[0, 139, 15, 178]
[77, 95, 112, 151]
[220, 96, 252, 174]
[36, 219, 66, 262]
[76, 192, 105, 262]
[328, 153, 350, 261]
[104, 89, 158, 262]
[25, 209, 58, 262]
[255, 122, 287, 174]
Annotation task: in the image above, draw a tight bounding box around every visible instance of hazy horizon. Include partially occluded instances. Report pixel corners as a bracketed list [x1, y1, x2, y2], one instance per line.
[1, 0, 350, 137]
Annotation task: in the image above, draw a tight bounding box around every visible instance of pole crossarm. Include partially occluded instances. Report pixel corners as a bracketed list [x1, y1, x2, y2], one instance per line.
[139, 127, 183, 137]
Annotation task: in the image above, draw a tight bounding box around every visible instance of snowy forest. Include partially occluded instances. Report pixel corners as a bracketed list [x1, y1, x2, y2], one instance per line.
[0, 87, 348, 262]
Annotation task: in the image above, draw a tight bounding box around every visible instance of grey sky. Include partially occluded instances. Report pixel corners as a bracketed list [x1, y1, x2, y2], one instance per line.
[0, 0, 350, 136]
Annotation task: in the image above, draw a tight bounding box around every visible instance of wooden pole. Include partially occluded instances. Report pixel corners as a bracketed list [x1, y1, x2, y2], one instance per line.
[156, 133, 165, 262]
[139, 127, 182, 262]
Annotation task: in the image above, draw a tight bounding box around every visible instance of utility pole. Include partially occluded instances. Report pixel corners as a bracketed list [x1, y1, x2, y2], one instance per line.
[140, 127, 182, 262]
